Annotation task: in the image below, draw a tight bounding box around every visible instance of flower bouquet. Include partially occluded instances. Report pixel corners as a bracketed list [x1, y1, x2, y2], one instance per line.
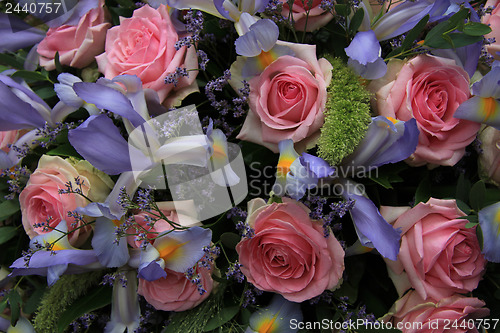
[1, 0, 500, 332]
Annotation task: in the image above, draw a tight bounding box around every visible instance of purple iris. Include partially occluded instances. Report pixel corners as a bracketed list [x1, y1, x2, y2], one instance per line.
[344, 30, 387, 80]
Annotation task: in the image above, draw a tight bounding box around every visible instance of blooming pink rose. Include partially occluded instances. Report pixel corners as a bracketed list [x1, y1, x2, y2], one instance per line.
[369, 55, 480, 166]
[37, 0, 110, 71]
[137, 261, 215, 312]
[238, 43, 332, 153]
[280, 0, 334, 31]
[19, 155, 112, 246]
[96, 5, 199, 108]
[483, 0, 500, 60]
[235, 198, 344, 302]
[478, 126, 500, 186]
[381, 198, 487, 301]
[0, 130, 19, 153]
[383, 290, 489, 333]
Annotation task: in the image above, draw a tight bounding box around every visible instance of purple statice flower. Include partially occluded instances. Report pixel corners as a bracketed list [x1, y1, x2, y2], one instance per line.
[185, 266, 207, 295]
[0, 165, 31, 199]
[199, 245, 220, 269]
[236, 221, 255, 238]
[197, 49, 209, 70]
[164, 67, 189, 86]
[226, 261, 245, 283]
[174, 10, 204, 50]
[242, 286, 264, 308]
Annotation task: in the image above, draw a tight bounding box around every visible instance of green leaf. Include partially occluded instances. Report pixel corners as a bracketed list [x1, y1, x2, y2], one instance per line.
[0, 299, 7, 314]
[465, 221, 479, 228]
[0, 53, 24, 69]
[8, 289, 22, 326]
[414, 173, 431, 205]
[455, 173, 471, 204]
[57, 286, 112, 333]
[476, 224, 484, 250]
[334, 4, 350, 17]
[456, 199, 471, 215]
[54, 52, 63, 73]
[11, 70, 51, 83]
[349, 7, 364, 34]
[0, 226, 18, 245]
[470, 180, 486, 212]
[46, 144, 81, 159]
[462, 22, 492, 36]
[220, 232, 240, 249]
[424, 8, 470, 48]
[34, 86, 58, 99]
[401, 14, 429, 51]
[0, 200, 20, 221]
[203, 305, 239, 331]
[425, 33, 482, 49]
[23, 287, 47, 315]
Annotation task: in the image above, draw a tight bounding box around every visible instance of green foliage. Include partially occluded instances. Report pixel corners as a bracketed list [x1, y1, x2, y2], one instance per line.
[33, 271, 103, 333]
[317, 57, 372, 166]
[57, 285, 112, 333]
[423, 7, 490, 49]
[0, 200, 20, 221]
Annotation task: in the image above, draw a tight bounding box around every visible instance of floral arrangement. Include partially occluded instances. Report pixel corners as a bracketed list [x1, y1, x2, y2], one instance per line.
[1, 0, 500, 332]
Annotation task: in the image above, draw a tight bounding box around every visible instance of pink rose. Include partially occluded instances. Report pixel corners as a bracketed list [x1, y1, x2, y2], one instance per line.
[279, 0, 334, 31]
[235, 198, 344, 302]
[478, 126, 500, 186]
[37, 0, 110, 71]
[369, 55, 480, 166]
[137, 261, 215, 312]
[483, 0, 500, 60]
[96, 5, 199, 108]
[238, 43, 332, 152]
[0, 130, 19, 153]
[19, 155, 113, 246]
[383, 290, 489, 333]
[381, 198, 487, 301]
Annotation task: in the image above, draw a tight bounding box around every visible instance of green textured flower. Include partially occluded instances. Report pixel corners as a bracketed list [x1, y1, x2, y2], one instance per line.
[317, 57, 372, 166]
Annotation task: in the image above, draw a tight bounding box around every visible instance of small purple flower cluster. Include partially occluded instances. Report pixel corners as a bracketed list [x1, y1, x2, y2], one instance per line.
[0, 165, 31, 199]
[101, 271, 128, 287]
[199, 245, 220, 269]
[164, 67, 188, 87]
[70, 313, 96, 333]
[175, 10, 204, 50]
[242, 286, 263, 308]
[226, 261, 245, 283]
[203, 70, 249, 135]
[185, 266, 207, 295]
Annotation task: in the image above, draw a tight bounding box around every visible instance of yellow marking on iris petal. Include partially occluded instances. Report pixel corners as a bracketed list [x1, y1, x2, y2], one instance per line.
[481, 97, 498, 121]
[276, 157, 295, 178]
[258, 50, 277, 69]
[212, 142, 227, 159]
[158, 240, 188, 261]
[495, 209, 500, 237]
[51, 243, 65, 251]
[256, 314, 279, 333]
[387, 117, 399, 124]
[112, 219, 121, 227]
